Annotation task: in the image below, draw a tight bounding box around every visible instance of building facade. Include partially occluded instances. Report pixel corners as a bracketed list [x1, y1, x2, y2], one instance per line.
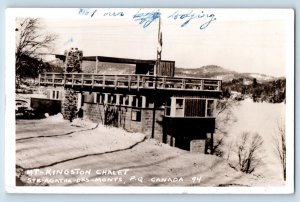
[38, 49, 222, 153]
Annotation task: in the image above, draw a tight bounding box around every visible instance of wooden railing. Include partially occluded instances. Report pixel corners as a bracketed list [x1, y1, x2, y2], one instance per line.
[39, 73, 222, 91]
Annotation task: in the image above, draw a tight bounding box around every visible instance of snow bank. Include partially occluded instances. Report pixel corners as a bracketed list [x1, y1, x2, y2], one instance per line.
[17, 123, 145, 169]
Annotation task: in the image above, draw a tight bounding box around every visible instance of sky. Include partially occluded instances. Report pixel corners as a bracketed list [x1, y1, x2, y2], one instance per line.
[34, 9, 293, 77]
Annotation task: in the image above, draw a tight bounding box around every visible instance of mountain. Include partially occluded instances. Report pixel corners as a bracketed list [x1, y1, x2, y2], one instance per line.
[47, 59, 280, 83]
[175, 65, 277, 83]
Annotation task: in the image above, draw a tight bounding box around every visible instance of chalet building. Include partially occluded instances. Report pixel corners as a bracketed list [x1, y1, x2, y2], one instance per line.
[38, 48, 222, 153]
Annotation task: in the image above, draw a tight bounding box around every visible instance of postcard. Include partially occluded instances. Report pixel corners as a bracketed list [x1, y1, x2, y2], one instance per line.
[5, 8, 294, 194]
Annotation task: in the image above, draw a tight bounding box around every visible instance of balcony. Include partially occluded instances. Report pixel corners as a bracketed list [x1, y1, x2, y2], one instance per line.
[39, 73, 222, 92]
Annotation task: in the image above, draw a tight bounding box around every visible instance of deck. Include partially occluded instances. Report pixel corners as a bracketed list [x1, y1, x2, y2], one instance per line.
[39, 73, 222, 92]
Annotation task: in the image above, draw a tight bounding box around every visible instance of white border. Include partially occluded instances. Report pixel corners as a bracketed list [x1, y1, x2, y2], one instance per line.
[5, 8, 295, 194]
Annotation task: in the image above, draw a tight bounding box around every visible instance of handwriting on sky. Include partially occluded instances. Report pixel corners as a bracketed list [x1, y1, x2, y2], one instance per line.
[78, 8, 216, 30]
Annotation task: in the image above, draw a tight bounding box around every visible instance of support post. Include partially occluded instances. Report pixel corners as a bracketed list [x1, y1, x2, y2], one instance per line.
[77, 92, 82, 109]
[210, 133, 214, 154]
[151, 101, 156, 139]
[93, 92, 98, 103]
[95, 56, 98, 74]
[103, 93, 110, 104]
[115, 94, 122, 105]
[141, 96, 146, 108]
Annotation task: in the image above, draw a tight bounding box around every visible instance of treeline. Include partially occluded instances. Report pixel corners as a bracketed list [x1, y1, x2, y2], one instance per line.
[222, 78, 286, 103]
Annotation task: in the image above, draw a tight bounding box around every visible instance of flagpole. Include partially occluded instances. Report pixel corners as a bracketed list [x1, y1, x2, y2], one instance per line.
[155, 16, 162, 77]
[151, 16, 162, 139]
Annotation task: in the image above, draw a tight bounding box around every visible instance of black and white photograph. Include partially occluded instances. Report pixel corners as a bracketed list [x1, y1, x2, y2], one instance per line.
[5, 8, 294, 194]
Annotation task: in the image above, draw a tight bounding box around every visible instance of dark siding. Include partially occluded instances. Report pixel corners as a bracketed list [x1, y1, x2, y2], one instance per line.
[157, 61, 175, 77]
[184, 99, 205, 117]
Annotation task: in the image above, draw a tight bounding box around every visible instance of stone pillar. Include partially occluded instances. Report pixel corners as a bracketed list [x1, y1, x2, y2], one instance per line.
[61, 88, 78, 121]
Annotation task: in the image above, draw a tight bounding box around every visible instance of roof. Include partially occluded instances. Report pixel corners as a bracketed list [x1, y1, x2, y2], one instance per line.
[55, 54, 175, 65]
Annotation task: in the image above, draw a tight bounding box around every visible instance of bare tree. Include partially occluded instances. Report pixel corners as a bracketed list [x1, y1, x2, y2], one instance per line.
[273, 119, 286, 180]
[212, 98, 239, 157]
[236, 132, 264, 174]
[15, 18, 57, 78]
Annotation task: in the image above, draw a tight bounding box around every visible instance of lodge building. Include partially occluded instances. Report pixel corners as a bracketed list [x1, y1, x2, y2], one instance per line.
[37, 48, 222, 153]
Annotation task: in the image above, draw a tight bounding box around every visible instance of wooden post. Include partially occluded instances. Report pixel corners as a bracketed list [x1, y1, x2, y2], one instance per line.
[151, 99, 156, 139]
[38, 74, 41, 86]
[71, 74, 74, 87]
[128, 95, 134, 107]
[128, 75, 131, 90]
[103, 93, 109, 104]
[95, 56, 98, 74]
[114, 75, 118, 89]
[63, 74, 66, 87]
[218, 80, 221, 91]
[103, 75, 106, 89]
[210, 133, 214, 154]
[137, 75, 140, 90]
[182, 78, 185, 89]
[163, 77, 166, 88]
[81, 74, 84, 88]
[205, 99, 208, 117]
[115, 94, 122, 105]
[141, 76, 145, 88]
[92, 74, 95, 88]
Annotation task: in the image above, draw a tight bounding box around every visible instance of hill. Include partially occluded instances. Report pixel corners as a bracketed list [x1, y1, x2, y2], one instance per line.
[176, 65, 276, 83]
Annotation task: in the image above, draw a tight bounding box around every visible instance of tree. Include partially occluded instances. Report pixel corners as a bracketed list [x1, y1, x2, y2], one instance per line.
[212, 98, 239, 157]
[252, 78, 257, 88]
[15, 18, 57, 78]
[273, 119, 286, 180]
[236, 132, 264, 173]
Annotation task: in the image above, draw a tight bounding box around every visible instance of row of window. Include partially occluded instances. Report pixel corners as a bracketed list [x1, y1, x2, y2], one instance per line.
[48, 90, 60, 100]
[82, 93, 145, 108]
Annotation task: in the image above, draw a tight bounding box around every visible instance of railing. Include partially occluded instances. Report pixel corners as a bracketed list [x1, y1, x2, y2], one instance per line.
[39, 73, 222, 92]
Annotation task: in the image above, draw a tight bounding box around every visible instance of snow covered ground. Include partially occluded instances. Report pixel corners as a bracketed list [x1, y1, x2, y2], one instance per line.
[218, 99, 286, 183]
[15, 106, 284, 187]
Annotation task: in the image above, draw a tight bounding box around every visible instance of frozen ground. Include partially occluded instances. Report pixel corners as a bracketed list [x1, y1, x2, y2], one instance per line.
[218, 99, 286, 182]
[16, 100, 285, 187]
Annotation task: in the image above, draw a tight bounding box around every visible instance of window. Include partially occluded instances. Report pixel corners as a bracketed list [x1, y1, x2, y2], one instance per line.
[165, 99, 171, 116]
[175, 98, 184, 117]
[96, 93, 101, 103]
[50, 90, 60, 100]
[131, 110, 141, 121]
[137, 96, 143, 108]
[124, 95, 129, 106]
[169, 98, 216, 118]
[132, 96, 137, 107]
[207, 100, 215, 117]
[55, 91, 59, 99]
